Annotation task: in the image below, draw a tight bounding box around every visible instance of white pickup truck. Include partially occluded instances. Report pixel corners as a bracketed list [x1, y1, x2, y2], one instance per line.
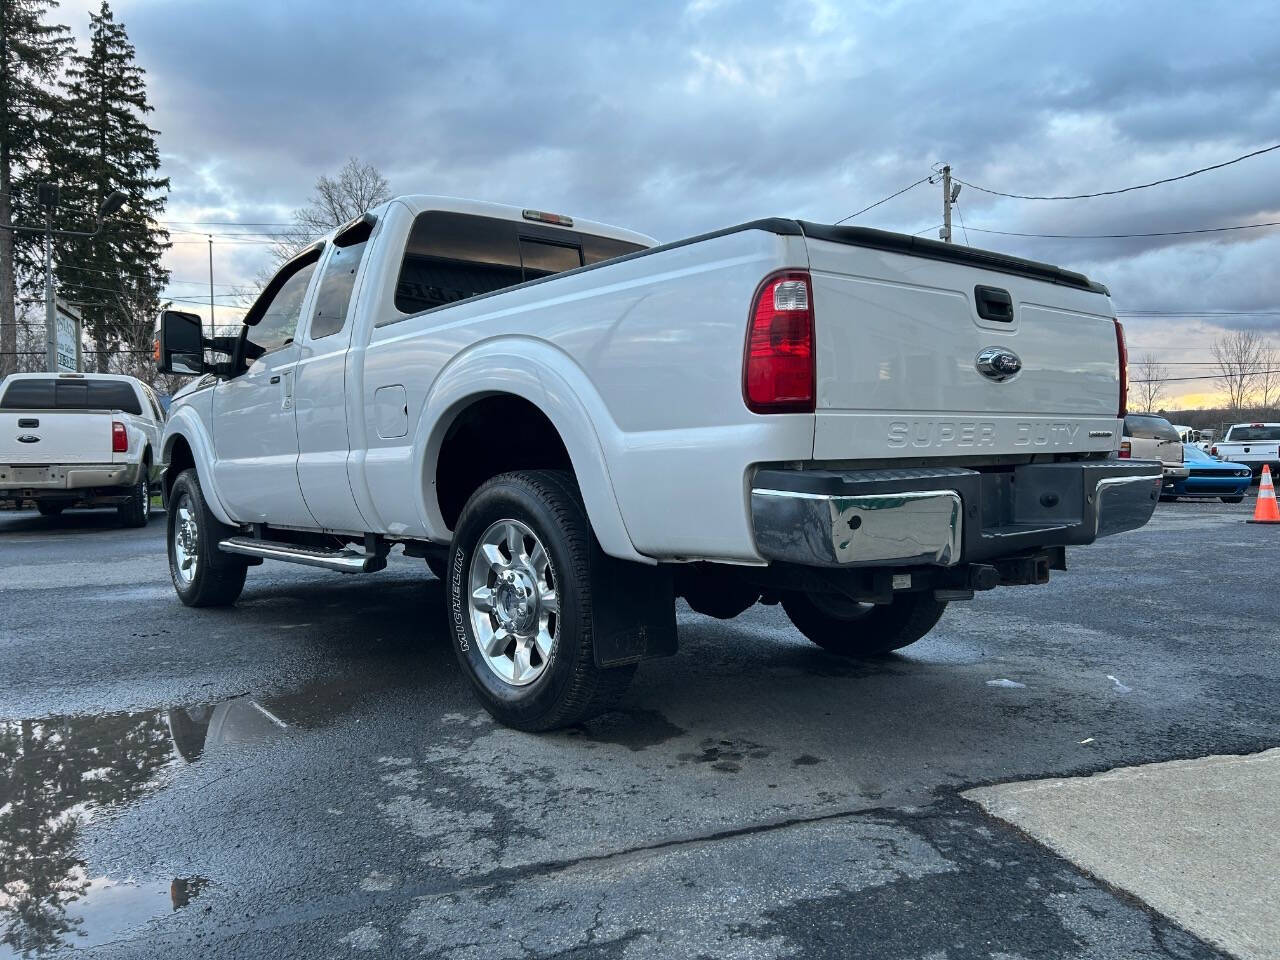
[1211, 422, 1280, 478]
[0, 372, 163, 525]
[155, 196, 1162, 730]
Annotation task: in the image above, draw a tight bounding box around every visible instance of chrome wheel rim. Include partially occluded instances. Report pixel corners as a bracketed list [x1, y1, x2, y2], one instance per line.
[172, 493, 199, 584]
[468, 518, 558, 687]
[140, 478, 150, 520]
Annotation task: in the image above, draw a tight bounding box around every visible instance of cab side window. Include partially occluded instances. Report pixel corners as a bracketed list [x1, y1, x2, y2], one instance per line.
[311, 223, 372, 340]
[244, 260, 320, 360]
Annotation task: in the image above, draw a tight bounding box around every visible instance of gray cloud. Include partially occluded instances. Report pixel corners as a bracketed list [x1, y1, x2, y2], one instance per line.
[76, 0, 1280, 356]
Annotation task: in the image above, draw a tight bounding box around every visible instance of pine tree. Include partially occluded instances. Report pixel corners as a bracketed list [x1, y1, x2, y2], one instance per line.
[0, 0, 72, 378]
[52, 0, 168, 374]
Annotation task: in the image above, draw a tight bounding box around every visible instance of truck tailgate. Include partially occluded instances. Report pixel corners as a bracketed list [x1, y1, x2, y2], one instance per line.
[801, 227, 1122, 461]
[0, 411, 114, 464]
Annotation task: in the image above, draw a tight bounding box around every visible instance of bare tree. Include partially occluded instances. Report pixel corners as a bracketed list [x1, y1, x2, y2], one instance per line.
[1131, 352, 1170, 413]
[1255, 341, 1279, 415]
[1211, 329, 1264, 414]
[268, 156, 391, 268]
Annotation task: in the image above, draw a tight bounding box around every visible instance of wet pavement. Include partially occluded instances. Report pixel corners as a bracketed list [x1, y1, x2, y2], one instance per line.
[0, 497, 1276, 958]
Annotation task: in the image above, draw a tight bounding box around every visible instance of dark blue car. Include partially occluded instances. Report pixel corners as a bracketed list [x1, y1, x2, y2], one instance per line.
[1167, 444, 1252, 502]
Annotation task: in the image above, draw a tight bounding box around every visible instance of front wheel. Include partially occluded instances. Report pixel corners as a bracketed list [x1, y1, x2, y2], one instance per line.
[782, 590, 948, 657]
[167, 469, 247, 607]
[117, 471, 152, 527]
[447, 470, 634, 731]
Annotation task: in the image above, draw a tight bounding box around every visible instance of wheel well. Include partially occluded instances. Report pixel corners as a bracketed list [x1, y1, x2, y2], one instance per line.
[435, 395, 573, 530]
[165, 436, 195, 499]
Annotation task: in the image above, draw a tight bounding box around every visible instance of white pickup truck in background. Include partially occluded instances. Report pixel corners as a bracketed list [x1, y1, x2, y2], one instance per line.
[155, 196, 1162, 731]
[0, 372, 163, 526]
[1211, 422, 1280, 478]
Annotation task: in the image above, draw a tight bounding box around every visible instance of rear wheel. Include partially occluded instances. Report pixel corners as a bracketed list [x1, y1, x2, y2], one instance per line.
[117, 471, 152, 527]
[167, 468, 247, 607]
[36, 502, 66, 517]
[782, 590, 948, 657]
[447, 470, 634, 731]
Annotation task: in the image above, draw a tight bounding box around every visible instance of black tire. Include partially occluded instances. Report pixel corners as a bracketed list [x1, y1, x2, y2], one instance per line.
[782, 590, 948, 657]
[1223, 495, 1245, 504]
[36, 502, 66, 517]
[166, 468, 248, 607]
[446, 469, 635, 731]
[117, 470, 152, 527]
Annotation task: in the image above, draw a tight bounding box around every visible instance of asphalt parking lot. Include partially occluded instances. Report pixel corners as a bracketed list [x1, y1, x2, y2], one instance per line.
[2, 495, 1278, 959]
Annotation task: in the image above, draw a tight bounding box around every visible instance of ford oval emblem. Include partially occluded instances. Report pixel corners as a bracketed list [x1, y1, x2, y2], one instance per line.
[975, 346, 1022, 382]
[17, 434, 40, 444]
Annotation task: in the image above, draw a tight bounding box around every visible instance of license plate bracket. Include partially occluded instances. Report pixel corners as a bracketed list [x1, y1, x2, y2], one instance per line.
[13, 467, 50, 483]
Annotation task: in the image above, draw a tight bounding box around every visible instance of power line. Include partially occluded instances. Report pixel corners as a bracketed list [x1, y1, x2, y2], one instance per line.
[1119, 310, 1280, 316]
[956, 142, 1280, 200]
[59, 262, 241, 288]
[965, 220, 1280, 240]
[1132, 369, 1280, 383]
[835, 176, 930, 224]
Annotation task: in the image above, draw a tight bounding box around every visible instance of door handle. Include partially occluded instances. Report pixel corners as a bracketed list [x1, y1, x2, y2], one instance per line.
[974, 285, 1014, 322]
[269, 375, 281, 384]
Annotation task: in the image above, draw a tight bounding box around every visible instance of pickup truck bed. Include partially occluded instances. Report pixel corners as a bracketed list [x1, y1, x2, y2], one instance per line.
[1212, 423, 1280, 477]
[0, 373, 163, 525]
[156, 196, 1161, 731]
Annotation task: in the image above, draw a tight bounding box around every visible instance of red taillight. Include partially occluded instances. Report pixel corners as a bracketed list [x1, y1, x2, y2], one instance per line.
[1211, 445, 1218, 456]
[1119, 440, 1131, 458]
[1114, 318, 1128, 418]
[743, 270, 815, 414]
[111, 420, 128, 453]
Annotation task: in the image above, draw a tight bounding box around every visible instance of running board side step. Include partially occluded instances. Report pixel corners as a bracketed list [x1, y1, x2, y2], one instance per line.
[218, 536, 386, 573]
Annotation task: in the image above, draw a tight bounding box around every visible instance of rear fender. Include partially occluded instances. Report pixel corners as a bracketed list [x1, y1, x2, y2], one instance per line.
[416, 337, 647, 564]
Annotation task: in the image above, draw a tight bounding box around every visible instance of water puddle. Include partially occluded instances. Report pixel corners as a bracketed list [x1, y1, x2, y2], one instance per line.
[0, 876, 207, 959]
[0, 674, 386, 955]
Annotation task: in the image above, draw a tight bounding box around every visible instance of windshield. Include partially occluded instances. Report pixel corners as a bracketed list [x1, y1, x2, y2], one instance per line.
[1124, 415, 1180, 442]
[1226, 425, 1280, 442]
[1184, 444, 1213, 462]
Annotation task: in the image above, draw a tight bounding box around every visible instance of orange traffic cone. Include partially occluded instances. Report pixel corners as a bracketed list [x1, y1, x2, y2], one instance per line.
[1248, 464, 1280, 524]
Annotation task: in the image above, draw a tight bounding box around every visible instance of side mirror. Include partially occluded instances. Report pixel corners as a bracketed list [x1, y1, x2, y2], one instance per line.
[156, 310, 205, 376]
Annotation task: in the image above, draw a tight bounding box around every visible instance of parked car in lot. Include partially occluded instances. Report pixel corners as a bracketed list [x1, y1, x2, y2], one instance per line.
[1120, 413, 1187, 495]
[1165, 444, 1252, 502]
[1172, 424, 1213, 450]
[0, 372, 163, 526]
[1211, 422, 1280, 479]
[155, 196, 1162, 730]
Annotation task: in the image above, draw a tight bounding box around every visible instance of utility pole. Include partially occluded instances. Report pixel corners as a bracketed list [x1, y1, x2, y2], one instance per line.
[2, 185, 127, 372]
[208, 235, 215, 337]
[39, 184, 59, 372]
[940, 164, 953, 244]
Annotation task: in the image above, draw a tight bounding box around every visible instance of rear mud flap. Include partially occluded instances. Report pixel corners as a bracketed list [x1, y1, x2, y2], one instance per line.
[589, 550, 677, 668]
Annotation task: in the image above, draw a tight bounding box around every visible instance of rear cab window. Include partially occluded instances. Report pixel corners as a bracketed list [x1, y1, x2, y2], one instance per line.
[1225, 425, 1280, 442]
[310, 218, 374, 340]
[1123, 415, 1180, 442]
[393, 211, 645, 315]
[0, 378, 142, 414]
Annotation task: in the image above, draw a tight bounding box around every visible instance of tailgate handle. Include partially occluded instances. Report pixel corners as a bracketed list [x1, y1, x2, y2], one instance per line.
[975, 285, 1014, 322]
[17, 418, 38, 428]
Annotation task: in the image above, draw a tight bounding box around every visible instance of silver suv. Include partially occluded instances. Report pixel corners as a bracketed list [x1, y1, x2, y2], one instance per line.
[1122, 414, 1188, 496]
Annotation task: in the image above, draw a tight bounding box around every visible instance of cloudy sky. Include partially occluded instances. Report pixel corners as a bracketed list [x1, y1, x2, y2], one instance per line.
[60, 0, 1280, 405]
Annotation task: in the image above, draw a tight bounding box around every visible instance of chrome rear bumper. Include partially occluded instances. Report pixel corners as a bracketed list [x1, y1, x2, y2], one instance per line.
[751, 460, 1162, 568]
[0, 461, 141, 493]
